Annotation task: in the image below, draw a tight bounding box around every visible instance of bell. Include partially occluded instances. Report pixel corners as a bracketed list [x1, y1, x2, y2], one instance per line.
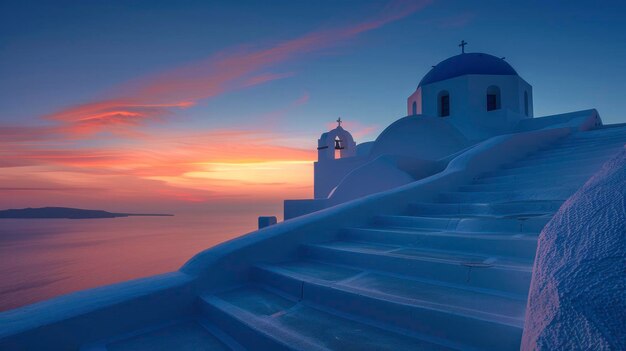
[334, 138, 344, 150]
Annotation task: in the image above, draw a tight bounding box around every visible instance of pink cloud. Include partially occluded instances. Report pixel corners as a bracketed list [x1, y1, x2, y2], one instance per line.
[1, 0, 432, 210]
[242, 72, 295, 87]
[0, 125, 64, 142]
[41, 0, 431, 136]
[293, 92, 310, 106]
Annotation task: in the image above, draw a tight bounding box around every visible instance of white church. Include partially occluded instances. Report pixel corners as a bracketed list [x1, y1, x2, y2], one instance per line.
[285, 48, 538, 219]
[1, 45, 624, 351]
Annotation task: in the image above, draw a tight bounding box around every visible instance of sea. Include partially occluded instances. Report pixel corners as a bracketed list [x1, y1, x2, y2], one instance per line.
[0, 214, 256, 312]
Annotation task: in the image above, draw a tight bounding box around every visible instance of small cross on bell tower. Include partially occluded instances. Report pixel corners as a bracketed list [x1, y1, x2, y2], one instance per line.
[459, 40, 468, 54]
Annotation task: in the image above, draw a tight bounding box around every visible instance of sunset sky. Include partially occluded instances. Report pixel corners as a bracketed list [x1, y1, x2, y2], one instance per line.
[1, 0, 625, 216]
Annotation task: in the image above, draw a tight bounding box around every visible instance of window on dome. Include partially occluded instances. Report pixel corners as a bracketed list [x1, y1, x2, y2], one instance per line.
[412, 101, 417, 115]
[486, 85, 501, 111]
[438, 91, 450, 117]
[524, 91, 529, 116]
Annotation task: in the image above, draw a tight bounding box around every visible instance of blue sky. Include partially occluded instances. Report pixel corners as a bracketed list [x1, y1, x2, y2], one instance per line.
[1, 0, 625, 213]
[2, 0, 625, 141]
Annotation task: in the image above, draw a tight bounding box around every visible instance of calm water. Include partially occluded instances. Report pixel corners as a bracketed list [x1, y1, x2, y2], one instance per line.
[0, 214, 255, 312]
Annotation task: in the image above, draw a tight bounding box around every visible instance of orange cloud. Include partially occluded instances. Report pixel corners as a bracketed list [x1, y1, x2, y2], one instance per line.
[0, 127, 316, 209]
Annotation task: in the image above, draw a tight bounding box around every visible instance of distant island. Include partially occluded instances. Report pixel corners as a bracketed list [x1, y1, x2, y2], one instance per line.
[0, 207, 173, 219]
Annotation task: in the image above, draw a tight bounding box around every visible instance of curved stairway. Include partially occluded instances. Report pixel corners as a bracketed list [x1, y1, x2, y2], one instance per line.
[97, 126, 626, 351]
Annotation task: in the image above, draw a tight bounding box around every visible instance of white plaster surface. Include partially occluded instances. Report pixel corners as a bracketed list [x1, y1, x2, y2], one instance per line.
[522, 149, 626, 350]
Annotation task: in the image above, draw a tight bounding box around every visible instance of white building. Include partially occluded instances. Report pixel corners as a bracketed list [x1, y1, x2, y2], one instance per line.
[287, 50, 537, 219]
[407, 52, 533, 140]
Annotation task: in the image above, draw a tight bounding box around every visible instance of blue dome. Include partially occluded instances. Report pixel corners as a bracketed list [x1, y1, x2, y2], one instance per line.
[419, 53, 518, 87]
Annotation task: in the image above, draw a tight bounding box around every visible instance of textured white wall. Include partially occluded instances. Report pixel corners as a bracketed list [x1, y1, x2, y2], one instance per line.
[314, 156, 366, 199]
[522, 149, 626, 350]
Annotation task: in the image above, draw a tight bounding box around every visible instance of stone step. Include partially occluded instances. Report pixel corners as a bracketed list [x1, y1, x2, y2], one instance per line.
[374, 214, 549, 233]
[438, 188, 578, 204]
[528, 139, 625, 158]
[253, 261, 524, 351]
[472, 172, 590, 186]
[407, 200, 562, 217]
[303, 241, 533, 295]
[459, 179, 586, 192]
[569, 125, 626, 138]
[517, 145, 621, 165]
[504, 152, 612, 171]
[200, 292, 300, 351]
[102, 321, 236, 351]
[342, 228, 538, 260]
[201, 287, 451, 351]
[478, 165, 599, 183]
[526, 147, 622, 165]
[554, 140, 625, 152]
[558, 130, 625, 141]
[557, 132, 626, 146]
[486, 157, 608, 178]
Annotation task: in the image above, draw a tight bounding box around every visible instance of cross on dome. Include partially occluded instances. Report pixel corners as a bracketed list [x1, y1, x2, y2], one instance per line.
[459, 40, 468, 54]
[336, 117, 342, 127]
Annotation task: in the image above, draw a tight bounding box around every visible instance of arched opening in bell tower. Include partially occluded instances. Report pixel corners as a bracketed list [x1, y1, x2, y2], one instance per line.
[334, 136, 343, 159]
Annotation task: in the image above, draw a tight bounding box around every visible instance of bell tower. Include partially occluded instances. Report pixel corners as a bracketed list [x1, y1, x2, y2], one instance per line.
[313, 118, 359, 199]
[317, 117, 356, 161]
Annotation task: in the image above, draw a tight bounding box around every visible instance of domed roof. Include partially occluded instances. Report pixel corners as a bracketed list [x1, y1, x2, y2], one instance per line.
[419, 53, 518, 87]
[369, 115, 469, 160]
[319, 125, 353, 141]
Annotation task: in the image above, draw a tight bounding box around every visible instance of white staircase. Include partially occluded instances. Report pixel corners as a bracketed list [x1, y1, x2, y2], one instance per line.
[51, 126, 626, 350]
